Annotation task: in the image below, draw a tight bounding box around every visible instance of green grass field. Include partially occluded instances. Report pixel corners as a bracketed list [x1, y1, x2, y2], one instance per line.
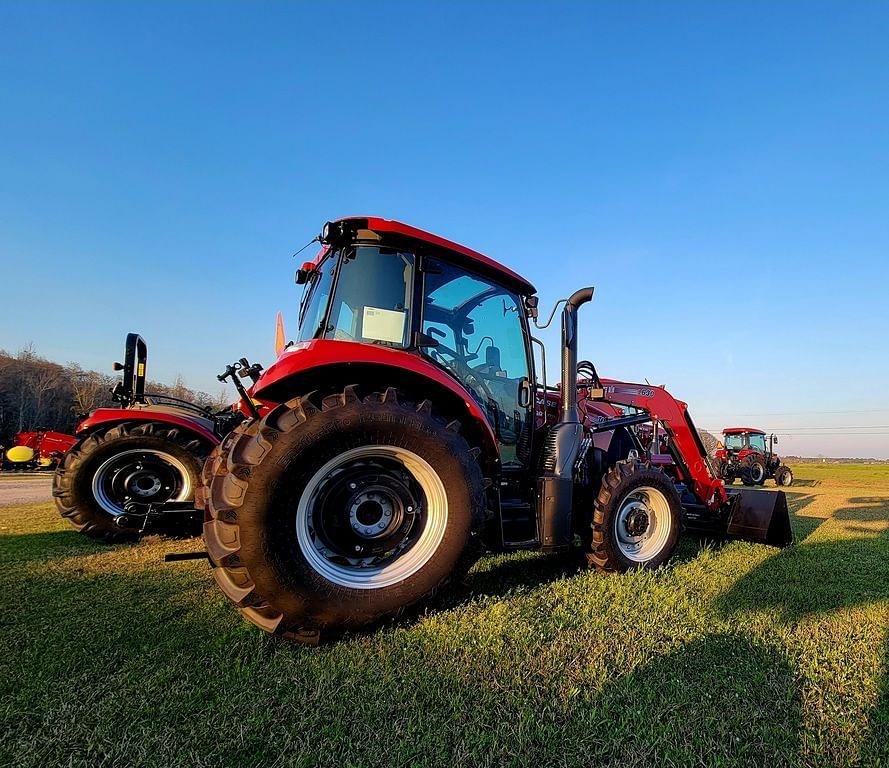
[1, 464, 887, 767]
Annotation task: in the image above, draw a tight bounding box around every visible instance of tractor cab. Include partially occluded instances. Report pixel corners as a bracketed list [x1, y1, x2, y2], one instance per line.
[291, 218, 537, 471]
[722, 428, 769, 457]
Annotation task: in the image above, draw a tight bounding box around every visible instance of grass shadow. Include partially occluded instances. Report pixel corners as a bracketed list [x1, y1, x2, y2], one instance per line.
[585, 633, 801, 765]
[0, 528, 110, 566]
[717, 505, 888, 622]
[718, 502, 889, 765]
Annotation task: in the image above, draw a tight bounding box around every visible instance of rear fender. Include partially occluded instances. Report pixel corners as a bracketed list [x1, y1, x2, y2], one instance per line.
[76, 408, 220, 447]
[253, 342, 499, 474]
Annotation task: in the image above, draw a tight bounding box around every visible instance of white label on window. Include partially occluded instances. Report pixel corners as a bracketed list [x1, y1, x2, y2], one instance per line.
[362, 306, 405, 344]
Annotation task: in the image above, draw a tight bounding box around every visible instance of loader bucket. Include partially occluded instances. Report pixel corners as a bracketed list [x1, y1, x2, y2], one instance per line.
[725, 489, 793, 548]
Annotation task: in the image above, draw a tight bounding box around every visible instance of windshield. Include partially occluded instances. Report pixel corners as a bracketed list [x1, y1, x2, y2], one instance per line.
[724, 434, 744, 451]
[297, 246, 415, 347]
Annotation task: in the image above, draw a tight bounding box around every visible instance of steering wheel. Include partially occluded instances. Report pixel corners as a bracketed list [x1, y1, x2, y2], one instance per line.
[426, 334, 498, 406]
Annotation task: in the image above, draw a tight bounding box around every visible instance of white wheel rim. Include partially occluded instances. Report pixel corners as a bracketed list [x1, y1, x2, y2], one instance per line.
[296, 445, 448, 590]
[613, 485, 673, 563]
[751, 464, 764, 482]
[92, 449, 192, 517]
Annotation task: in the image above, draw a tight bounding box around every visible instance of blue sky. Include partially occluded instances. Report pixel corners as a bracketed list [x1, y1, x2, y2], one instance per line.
[1, 1, 888, 457]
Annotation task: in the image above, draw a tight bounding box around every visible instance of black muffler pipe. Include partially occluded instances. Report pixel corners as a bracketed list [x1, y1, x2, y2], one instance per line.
[561, 288, 595, 423]
[538, 287, 595, 551]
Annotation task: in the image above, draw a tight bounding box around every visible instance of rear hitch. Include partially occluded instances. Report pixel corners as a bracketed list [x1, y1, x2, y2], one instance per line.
[218, 358, 263, 419]
[117, 500, 202, 534]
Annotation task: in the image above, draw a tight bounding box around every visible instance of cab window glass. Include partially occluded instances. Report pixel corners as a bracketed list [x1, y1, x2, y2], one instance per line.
[422, 260, 532, 467]
[748, 433, 767, 452]
[296, 255, 336, 342]
[326, 246, 414, 347]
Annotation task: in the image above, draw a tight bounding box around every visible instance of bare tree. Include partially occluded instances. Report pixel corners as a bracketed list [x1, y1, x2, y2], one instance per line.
[69, 364, 115, 417]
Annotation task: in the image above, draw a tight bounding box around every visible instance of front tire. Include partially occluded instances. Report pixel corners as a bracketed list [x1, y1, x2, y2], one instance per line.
[53, 422, 208, 541]
[202, 386, 486, 642]
[587, 461, 682, 572]
[775, 466, 794, 487]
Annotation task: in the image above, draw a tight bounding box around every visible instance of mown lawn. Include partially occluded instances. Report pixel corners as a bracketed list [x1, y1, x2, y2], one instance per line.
[1, 465, 887, 767]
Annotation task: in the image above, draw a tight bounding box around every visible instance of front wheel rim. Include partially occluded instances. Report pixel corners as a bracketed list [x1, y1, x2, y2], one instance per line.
[751, 464, 764, 482]
[92, 449, 192, 517]
[613, 485, 673, 562]
[296, 445, 448, 590]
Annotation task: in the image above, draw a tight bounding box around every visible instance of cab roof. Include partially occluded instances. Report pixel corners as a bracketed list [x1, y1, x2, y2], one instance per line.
[723, 427, 766, 435]
[320, 216, 536, 295]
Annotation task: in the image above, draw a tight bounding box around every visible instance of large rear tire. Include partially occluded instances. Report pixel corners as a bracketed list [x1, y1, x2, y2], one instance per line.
[202, 386, 486, 643]
[587, 461, 682, 572]
[742, 460, 766, 487]
[53, 422, 208, 541]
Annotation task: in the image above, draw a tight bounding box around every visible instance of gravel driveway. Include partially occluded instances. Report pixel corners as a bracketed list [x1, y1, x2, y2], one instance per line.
[0, 474, 53, 506]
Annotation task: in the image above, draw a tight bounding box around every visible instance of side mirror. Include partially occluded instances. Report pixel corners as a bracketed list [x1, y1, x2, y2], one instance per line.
[295, 261, 316, 285]
[772, 435, 778, 444]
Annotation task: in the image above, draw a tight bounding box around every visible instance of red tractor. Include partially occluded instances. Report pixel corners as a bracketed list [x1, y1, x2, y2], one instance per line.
[200, 217, 792, 643]
[716, 427, 793, 487]
[53, 334, 265, 541]
[1, 430, 76, 471]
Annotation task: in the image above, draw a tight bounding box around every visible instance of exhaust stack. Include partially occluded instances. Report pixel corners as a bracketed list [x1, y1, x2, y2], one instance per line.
[537, 287, 594, 551]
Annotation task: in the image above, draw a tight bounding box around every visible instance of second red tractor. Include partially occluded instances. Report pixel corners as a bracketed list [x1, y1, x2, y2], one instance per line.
[716, 427, 794, 487]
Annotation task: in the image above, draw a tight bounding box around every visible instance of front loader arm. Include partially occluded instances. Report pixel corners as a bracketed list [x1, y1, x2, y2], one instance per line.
[587, 379, 728, 511]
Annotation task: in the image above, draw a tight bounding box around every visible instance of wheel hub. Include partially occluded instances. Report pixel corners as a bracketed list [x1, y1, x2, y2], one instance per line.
[296, 445, 448, 590]
[124, 467, 164, 498]
[92, 449, 191, 517]
[348, 487, 401, 539]
[624, 505, 650, 537]
[613, 485, 673, 563]
[311, 459, 422, 561]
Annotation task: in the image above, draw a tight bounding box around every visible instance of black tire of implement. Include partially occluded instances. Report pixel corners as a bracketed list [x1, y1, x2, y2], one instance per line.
[587, 461, 683, 573]
[53, 422, 209, 542]
[776, 465, 794, 487]
[202, 386, 486, 642]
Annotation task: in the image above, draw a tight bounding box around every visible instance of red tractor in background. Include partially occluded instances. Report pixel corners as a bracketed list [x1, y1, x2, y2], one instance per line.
[200, 216, 792, 643]
[715, 427, 793, 487]
[53, 334, 265, 541]
[1, 430, 76, 471]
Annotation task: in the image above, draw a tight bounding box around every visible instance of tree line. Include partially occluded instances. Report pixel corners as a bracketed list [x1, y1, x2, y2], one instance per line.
[0, 345, 227, 446]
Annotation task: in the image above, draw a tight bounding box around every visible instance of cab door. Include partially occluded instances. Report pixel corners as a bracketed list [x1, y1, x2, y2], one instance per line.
[421, 260, 534, 469]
